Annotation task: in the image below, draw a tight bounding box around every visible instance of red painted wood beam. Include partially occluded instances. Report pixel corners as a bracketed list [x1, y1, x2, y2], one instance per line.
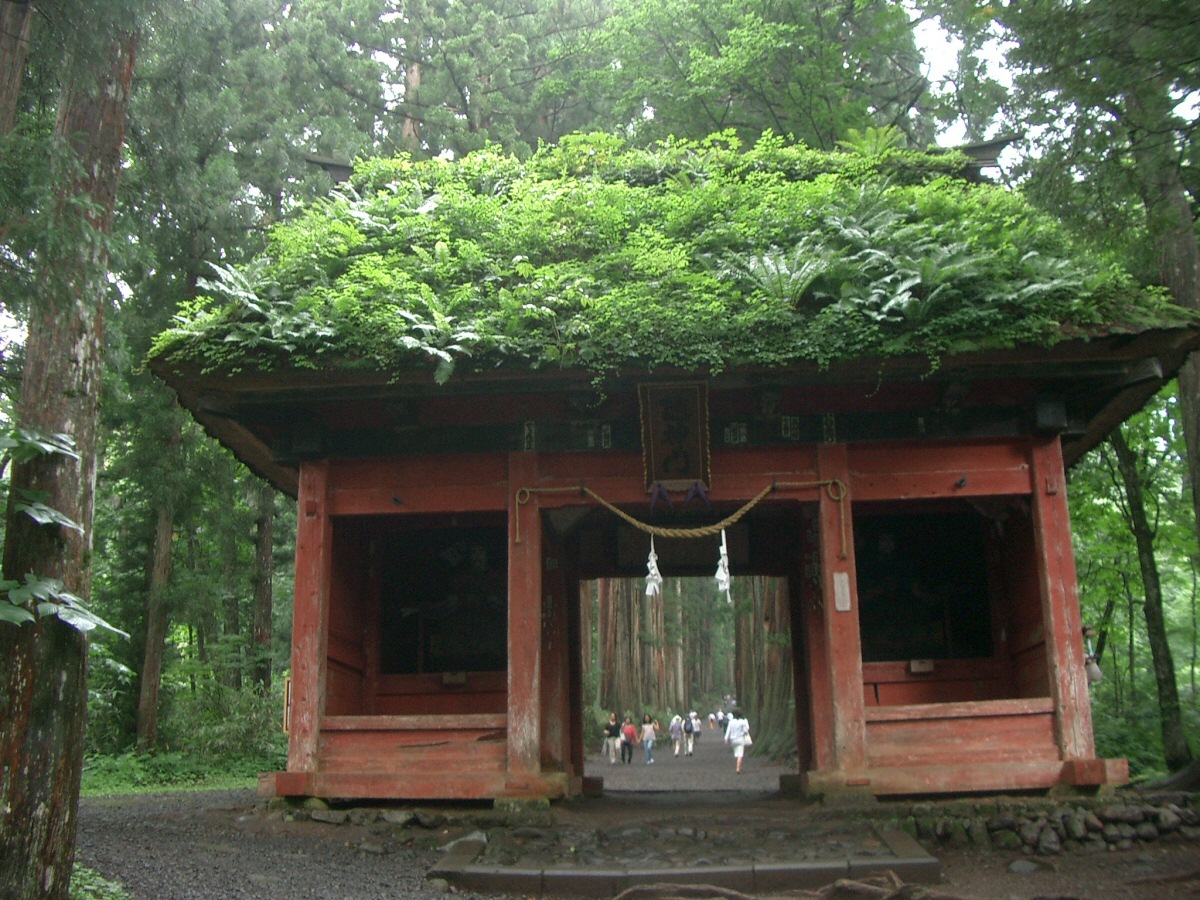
[507, 452, 543, 780]
[816, 444, 868, 774]
[1030, 438, 1096, 760]
[540, 527, 570, 773]
[849, 440, 1033, 500]
[329, 483, 507, 516]
[287, 461, 332, 774]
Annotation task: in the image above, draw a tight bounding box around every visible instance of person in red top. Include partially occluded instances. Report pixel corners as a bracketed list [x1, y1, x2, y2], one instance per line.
[619, 716, 639, 764]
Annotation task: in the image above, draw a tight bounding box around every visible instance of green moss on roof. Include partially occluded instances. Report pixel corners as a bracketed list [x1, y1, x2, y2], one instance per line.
[149, 131, 1189, 384]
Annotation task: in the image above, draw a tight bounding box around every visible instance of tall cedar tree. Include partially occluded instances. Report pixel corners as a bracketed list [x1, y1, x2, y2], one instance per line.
[0, 29, 136, 900]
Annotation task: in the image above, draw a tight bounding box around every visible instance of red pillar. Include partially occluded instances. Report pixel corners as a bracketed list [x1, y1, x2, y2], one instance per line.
[811, 443, 868, 786]
[507, 452, 543, 785]
[1030, 438, 1096, 761]
[286, 460, 332, 779]
[540, 526, 571, 775]
[800, 507, 835, 772]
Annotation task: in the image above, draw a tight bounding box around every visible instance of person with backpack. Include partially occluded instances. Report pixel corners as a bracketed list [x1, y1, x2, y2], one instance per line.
[683, 711, 696, 756]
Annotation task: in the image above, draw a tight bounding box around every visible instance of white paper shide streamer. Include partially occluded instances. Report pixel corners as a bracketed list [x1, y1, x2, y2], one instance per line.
[715, 528, 732, 603]
[645, 535, 663, 597]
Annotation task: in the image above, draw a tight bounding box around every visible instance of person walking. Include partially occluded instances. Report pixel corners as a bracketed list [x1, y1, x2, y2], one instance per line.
[603, 712, 622, 764]
[724, 708, 752, 774]
[640, 714, 657, 764]
[620, 716, 639, 764]
[669, 715, 684, 756]
[683, 711, 695, 756]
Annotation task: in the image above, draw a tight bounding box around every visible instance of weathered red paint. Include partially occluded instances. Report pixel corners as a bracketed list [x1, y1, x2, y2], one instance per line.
[540, 528, 571, 773]
[816, 444, 868, 775]
[261, 430, 1126, 802]
[507, 452, 543, 780]
[849, 440, 1033, 500]
[1030, 439, 1096, 760]
[286, 461, 332, 774]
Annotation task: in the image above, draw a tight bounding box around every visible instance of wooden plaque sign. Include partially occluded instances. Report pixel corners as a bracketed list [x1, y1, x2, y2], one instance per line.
[639, 382, 711, 491]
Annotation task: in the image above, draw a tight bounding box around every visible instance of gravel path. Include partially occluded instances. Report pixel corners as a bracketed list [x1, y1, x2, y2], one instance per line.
[582, 721, 788, 794]
[74, 733, 1200, 900]
[75, 733, 785, 899]
[76, 790, 495, 900]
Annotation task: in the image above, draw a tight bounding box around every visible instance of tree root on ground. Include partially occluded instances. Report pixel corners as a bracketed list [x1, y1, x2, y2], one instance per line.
[611, 871, 972, 900]
[1127, 866, 1200, 885]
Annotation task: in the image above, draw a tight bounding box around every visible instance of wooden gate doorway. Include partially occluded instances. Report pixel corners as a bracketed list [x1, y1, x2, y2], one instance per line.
[543, 500, 814, 795]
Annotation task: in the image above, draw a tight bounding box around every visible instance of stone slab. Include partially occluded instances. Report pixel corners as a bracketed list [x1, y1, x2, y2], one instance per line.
[754, 859, 849, 892]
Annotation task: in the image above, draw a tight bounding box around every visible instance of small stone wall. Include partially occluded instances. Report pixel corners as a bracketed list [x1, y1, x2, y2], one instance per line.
[892, 792, 1200, 856]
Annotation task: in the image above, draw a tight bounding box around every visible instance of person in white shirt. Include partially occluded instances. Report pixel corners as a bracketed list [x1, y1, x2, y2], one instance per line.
[723, 708, 751, 774]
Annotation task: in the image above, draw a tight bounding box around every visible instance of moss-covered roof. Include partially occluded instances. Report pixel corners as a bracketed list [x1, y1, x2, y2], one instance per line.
[148, 132, 1191, 385]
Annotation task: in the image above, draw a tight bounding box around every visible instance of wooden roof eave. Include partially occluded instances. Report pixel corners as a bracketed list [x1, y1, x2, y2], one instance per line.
[150, 324, 1200, 497]
[151, 328, 1190, 406]
[187, 405, 300, 495]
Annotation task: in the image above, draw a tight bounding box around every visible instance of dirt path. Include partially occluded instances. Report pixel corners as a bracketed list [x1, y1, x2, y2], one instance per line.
[76, 790, 473, 900]
[582, 718, 788, 793]
[75, 741, 1200, 900]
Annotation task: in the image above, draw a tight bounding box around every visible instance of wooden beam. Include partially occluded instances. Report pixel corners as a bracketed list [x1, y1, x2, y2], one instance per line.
[1030, 438, 1096, 760]
[266, 765, 574, 800]
[804, 760, 1108, 796]
[321, 714, 506, 731]
[816, 444, 868, 773]
[507, 452, 543, 780]
[329, 483, 507, 516]
[791, 510, 821, 772]
[286, 461, 332, 774]
[565, 552, 586, 781]
[540, 526, 570, 773]
[864, 696, 1054, 722]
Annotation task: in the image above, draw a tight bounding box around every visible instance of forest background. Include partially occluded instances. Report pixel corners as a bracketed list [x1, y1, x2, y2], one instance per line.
[0, 0, 1197, 896]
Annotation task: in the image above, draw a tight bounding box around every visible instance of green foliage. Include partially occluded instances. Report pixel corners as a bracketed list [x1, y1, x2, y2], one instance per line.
[1070, 385, 1200, 776]
[161, 680, 289, 762]
[586, 0, 935, 149]
[837, 126, 909, 156]
[0, 427, 126, 635]
[150, 134, 1186, 386]
[70, 866, 132, 900]
[79, 749, 276, 796]
[86, 640, 137, 756]
[0, 574, 127, 636]
[81, 676, 287, 793]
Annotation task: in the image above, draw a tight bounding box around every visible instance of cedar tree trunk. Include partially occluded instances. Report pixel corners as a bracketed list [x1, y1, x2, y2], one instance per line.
[0, 0, 32, 136]
[135, 497, 175, 752]
[252, 482, 275, 691]
[0, 31, 135, 899]
[1109, 427, 1193, 770]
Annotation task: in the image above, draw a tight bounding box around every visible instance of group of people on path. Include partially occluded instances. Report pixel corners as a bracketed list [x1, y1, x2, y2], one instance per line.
[601, 707, 752, 773]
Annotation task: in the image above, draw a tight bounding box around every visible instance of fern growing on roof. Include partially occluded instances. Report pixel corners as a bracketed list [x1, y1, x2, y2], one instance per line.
[148, 131, 1190, 384]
